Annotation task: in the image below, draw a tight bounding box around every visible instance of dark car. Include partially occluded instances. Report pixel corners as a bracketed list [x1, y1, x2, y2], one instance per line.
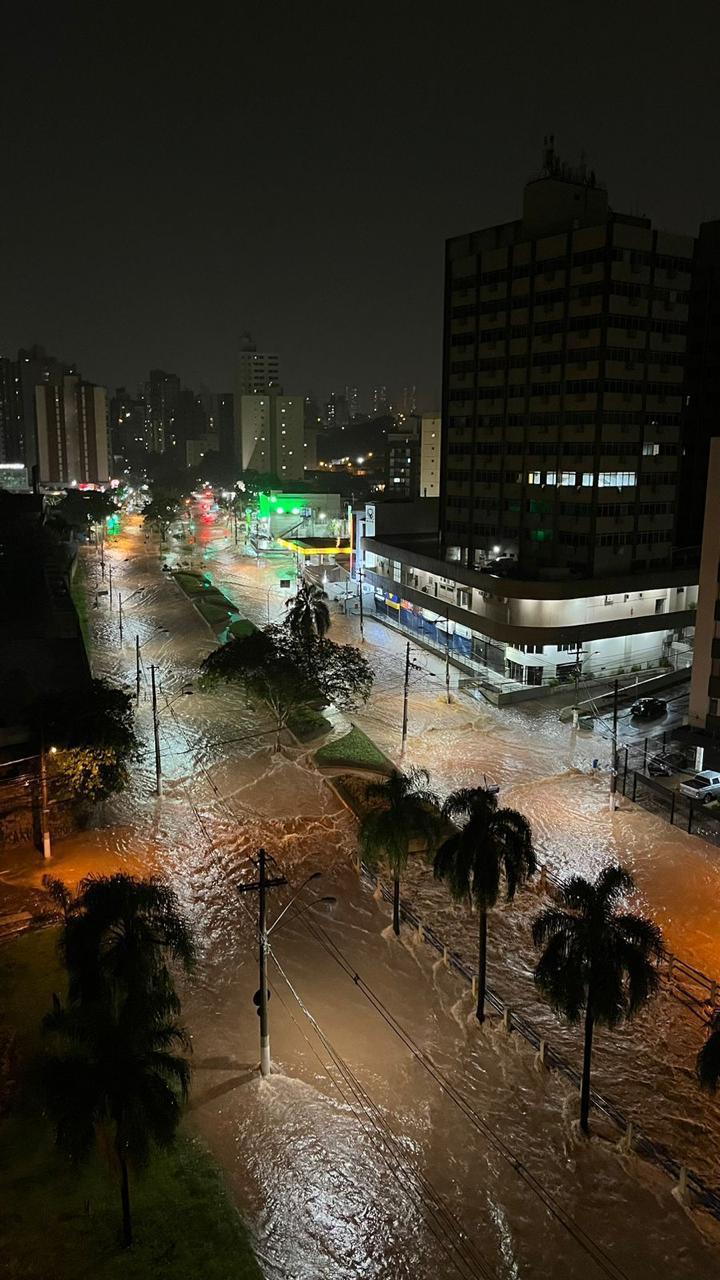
[631, 697, 668, 720]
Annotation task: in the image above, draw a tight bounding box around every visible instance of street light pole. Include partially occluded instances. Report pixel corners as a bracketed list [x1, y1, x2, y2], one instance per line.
[118, 593, 123, 644]
[108, 564, 113, 608]
[401, 641, 411, 756]
[151, 664, 162, 795]
[136, 635, 141, 705]
[358, 567, 364, 643]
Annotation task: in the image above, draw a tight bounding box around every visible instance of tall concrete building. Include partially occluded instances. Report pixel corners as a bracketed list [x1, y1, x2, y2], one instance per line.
[35, 375, 109, 485]
[420, 414, 441, 497]
[235, 385, 304, 480]
[209, 392, 235, 462]
[10, 346, 68, 468]
[371, 385, 391, 417]
[441, 140, 694, 577]
[688, 437, 720, 749]
[109, 387, 146, 460]
[144, 370, 180, 453]
[345, 385, 360, 419]
[235, 332, 280, 397]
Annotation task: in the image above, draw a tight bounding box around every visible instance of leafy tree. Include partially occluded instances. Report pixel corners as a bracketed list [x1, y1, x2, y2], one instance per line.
[359, 768, 441, 935]
[532, 865, 662, 1133]
[285, 578, 331, 643]
[143, 486, 185, 540]
[40, 678, 139, 804]
[433, 787, 536, 1022]
[201, 627, 319, 751]
[241, 470, 281, 499]
[200, 624, 373, 748]
[697, 1010, 720, 1093]
[51, 490, 117, 534]
[41, 875, 196, 1248]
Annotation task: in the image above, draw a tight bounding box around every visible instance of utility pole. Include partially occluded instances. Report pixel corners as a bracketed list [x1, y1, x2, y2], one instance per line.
[609, 678, 619, 811]
[357, 567, 364, 643]
[237, 848, 287, 1078]
[572, 640, 582, 729]
[39, 734, 52, 860]
[151, 664, 162, 795]
[445, 604, 451, 704]
[400, 642, 423, 756]
[118, 593, 123, 643]
[108, 564, 113, 607]
[100, 528, 105, 580]
[136, 635, 141, 705]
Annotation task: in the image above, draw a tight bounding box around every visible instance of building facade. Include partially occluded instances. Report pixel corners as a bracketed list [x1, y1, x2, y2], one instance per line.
[235, 386, 304, 479]
[36, 376, 109, 485]
[235, 332, 280, 397]
[144, 369, 180, 453]
[688, 437, 720, 741]
[441, 142, 694, 578]
[420, 414, 441, 497]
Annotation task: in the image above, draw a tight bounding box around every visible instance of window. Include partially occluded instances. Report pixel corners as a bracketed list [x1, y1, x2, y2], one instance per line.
[582, 472, 594, 486]
[559, 472, 575, 486]
[642, 442, 660, 456]
[527, 471, 541, 484]
[598, 471, 636, 487]
[457, 589, 471, 609]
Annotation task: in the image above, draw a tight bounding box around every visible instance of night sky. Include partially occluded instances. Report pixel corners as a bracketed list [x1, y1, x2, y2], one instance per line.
[2, 3, 719, 412]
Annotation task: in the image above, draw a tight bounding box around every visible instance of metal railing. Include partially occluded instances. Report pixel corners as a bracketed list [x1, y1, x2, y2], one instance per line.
[359, 861, 720, 1219]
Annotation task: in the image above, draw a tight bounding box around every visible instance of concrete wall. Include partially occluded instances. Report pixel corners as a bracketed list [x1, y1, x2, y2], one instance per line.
[689, 437, 720, 728]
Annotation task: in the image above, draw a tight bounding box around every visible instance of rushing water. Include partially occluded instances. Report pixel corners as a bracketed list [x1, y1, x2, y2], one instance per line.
[60, 518, 720, 1278]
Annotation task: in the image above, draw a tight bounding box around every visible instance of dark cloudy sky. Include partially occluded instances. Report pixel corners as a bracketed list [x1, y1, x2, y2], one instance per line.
[2, 2, 719, 412]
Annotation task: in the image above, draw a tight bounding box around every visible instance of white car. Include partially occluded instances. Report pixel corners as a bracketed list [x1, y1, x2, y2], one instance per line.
[679, 771, 720, 802]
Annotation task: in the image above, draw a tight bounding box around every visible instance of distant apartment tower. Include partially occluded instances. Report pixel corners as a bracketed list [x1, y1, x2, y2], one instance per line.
[401, 384, 418, 414]
[235, 332, 280, 396]
[236, 385, 304, 480]
[420, 414, 441, 497]
[345, 385, 360, 419]
[325, 391, 349, 427]
[386, 419, 420, 497]
[144, 370, 180, 453]
[209, 392, 235, 462]
[110, 387, 146, 459]
[36, 375, 109, 485]
[12, 346, 68, 468]
[441, 140, 694, 576]
[371, 385, 391, 416]
[688, 438, 720, 745]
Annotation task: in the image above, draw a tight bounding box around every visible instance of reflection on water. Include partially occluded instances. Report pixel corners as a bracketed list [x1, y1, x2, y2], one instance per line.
[70, 522, 720, 1279]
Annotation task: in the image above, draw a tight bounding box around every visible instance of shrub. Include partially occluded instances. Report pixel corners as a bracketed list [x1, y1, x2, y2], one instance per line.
[315, 727, 393, 773]
[287, 706, 332, 742]
[228, 618, 257, 639]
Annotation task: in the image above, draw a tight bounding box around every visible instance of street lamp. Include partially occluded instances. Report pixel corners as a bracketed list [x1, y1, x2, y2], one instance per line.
[151, 667, 193, 795]
[238, 856, 335, 1078]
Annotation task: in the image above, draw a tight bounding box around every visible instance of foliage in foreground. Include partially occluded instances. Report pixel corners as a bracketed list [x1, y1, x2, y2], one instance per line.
[41, 875, 196, 1248]
[41, 678, 140, 804]
[359, 768, 442, 935]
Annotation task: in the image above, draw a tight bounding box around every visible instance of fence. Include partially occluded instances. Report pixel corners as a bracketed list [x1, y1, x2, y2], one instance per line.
[358, 860, 720, 1220]
[614, 731, 720, 848]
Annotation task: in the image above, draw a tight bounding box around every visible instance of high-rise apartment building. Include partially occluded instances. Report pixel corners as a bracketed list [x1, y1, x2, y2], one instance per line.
[235, 332, 280, 397]
[109, 387, 146, 459]
[420, 414, 441, 497]
[236, 385, 304, 480]
[325, 391, 349, 427]
[371, 385, 391, 417]
[688, 437, 720, 749]
[386, 419, 420, 497]
[36, 375, 109, 485]
[209, 392, 235, 462]
[441, 141, 694, 577]
[401, 385, 418, 415]
[144, 370, 181, 453]
[345, 385, 360, 419]
[11, 346, 68, 468]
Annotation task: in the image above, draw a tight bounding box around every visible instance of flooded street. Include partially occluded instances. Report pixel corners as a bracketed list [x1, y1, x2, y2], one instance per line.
[56, 515, 720, 1278]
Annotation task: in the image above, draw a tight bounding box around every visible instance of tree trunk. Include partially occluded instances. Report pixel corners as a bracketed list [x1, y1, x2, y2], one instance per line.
[393, 875, 401, 936]
[119, 1152, 132, 1248]
[476, 905, 488, 1022]
[580, 1001, 594, 1134]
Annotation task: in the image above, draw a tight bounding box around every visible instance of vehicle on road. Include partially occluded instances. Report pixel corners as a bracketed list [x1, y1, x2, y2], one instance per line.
[647, 750, 692, 778]
[631, 697, 667, 720]
[679, 771, 720, 802]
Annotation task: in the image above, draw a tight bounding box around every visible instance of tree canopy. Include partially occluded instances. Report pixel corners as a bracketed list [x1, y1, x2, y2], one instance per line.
[39, 678, 139, 803]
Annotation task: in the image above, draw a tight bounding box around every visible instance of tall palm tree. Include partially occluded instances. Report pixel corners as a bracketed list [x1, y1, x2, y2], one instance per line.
[433, 787, 535, 1023]
[533, 865, 662, 1134]
[41, 874, 195, 1247]
[359, 768, 441, 936]
[697, 1010, 720, 1093]
[285, 578, 331, 644]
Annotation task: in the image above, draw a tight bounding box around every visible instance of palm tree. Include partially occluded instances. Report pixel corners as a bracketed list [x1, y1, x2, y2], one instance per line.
[41, 874, 195, 1247]
[532, 865, 662, 1134]
[697, 1010, 720, 1093]
[284, 578, 331, 644]
[359, 768, 441, 936]
[433, 787, 536, 1023]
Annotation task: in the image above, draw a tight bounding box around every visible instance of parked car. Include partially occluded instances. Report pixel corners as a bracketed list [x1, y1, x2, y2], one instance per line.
[631, 697, 667, 720]
[679, 771, 720, 802]
[647, 750, 692, 778]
